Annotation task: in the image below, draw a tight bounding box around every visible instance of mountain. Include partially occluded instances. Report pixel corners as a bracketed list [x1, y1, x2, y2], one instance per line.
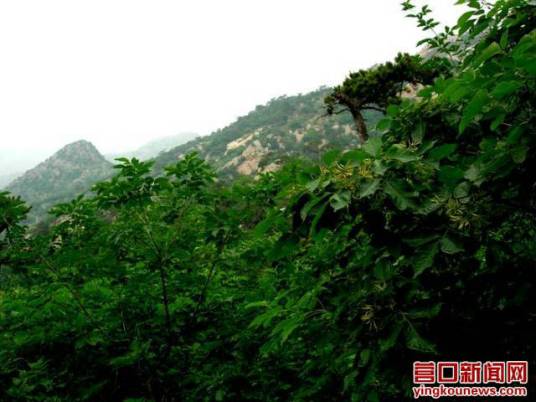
[106, 132, 199, 162]
[6, 140, 113, 223]
[7, 88, 380, 224]
[153, 87, 382, 178]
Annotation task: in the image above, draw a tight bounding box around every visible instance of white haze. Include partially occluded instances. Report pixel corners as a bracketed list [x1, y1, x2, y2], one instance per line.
[0, 0, 464, 176]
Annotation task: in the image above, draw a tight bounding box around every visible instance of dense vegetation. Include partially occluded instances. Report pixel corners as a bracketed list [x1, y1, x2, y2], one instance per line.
[1, 1, 535, 400]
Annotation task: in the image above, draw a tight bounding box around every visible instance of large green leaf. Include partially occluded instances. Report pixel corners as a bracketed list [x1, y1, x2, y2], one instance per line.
[359, 179, 381, 198]
[405, 325, 437, 353]
[473, 42, 502, 66]
[459, 89, 489, 133]
[386, 144, 420, 163]
[362, 136, 383, 158]
[384, 179, 417, 210]
[428, 144, 457, 161]
[491, 81, 522, 99]
[330, 191, 351, 211]
[413, 242, 439, 277]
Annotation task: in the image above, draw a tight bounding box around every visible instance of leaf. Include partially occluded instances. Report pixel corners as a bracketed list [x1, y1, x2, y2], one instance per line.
[310, 201, 328, 235]
[367, 390, 380, 402]
[305, 178, 320, 192]
[506, 126, 523, 145]
[511, 144, 528, 164]
[386, 104, 399, 116]
[362, 136, 383, 158]
[428, 144, 457, 161]
[359, 179, 381, 198]
[519, 58, 536, 75]
[322, 150, 340, 165]
[249, 307, 281, 329]
[268, 237, 299, 261]
[372, 159, 389, 176]
[379, 322, 403, 352]
[513, 33, 536, 74]
[454, 182, 470, 198]
[473, 42, 502, 66]
[459, 90, 489, 133]
[438, 166, 464, 188]
[405, 325, 437, 353]
[271, 315, 302, 344]
[376, 117, 391, 132]
[301, 194, 329, 221]
[440, 236, 464, 254]
[491, 81, 522, 99]
[418, 139, 436, 155]
[404, 234, 440, 247]
[384, 179, 417, 211]
[341, 149, 369, 164]
[412, 121, 426, 145]
[457, 10, 475, 33]
[413, 242, 439, 277]
[417, 86, 434, 98]
[359, 349, 371, 367]
[499, 29, 509, 49]
[443, 80, 470, 103]
[386, 144, 420, 163]
[490, 112, 506, 131]
[244, 301, 269, 309]
[464, 163, 481, 183]
[329, 191, 351, 211]
[407, 303, 442, 319]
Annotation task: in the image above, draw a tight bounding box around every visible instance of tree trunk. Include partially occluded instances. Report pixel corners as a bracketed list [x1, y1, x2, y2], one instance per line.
[334, 93, 368, 144]
[351, 110, 368, 144]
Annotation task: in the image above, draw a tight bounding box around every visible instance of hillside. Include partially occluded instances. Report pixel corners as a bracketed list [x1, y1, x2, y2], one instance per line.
[6, 140, 113, 223]
[7, 88, 379, 224]
[154, 88, 382, 177]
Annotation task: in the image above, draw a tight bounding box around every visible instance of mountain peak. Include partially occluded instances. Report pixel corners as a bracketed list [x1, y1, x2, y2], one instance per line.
[6, 140, 113, 223]
[53, 140, 107, 164]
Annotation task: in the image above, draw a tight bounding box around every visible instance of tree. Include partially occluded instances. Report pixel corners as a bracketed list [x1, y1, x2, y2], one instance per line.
[0, 191, 29, 238]
[325, 53, 446, 143]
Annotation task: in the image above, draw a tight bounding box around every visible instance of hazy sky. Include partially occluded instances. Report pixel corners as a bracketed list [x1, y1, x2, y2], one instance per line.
[0, 0, 464, 172]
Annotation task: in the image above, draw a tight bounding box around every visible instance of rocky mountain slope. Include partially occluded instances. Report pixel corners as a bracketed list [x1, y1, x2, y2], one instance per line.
[6, 140, 113, 223]
[7, 88, 380, 223]
[154, 87, 382, 178]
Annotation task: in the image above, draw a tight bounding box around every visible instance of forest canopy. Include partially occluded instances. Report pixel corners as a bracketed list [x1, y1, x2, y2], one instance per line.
[1, 1, 535, 401]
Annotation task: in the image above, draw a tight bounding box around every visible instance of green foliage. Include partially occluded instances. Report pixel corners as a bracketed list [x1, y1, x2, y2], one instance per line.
[0, 192, 30, 236]
[1, 1, 535, 401]
[325, 53, 447, 142]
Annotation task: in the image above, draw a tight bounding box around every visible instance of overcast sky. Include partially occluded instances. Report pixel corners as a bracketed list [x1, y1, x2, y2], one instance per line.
[0, 0, 463, 172]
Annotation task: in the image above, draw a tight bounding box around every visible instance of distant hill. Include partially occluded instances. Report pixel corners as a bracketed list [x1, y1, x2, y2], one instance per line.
[7, 88, 381, 223]
[106, 133, 199, 162]
[153, 87, 382, 178]
[6, 140, 113, 223]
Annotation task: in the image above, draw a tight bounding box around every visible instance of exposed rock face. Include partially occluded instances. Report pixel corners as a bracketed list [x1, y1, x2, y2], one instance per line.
[6, 140, 113, 223]
[154, 88, 383, 179]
